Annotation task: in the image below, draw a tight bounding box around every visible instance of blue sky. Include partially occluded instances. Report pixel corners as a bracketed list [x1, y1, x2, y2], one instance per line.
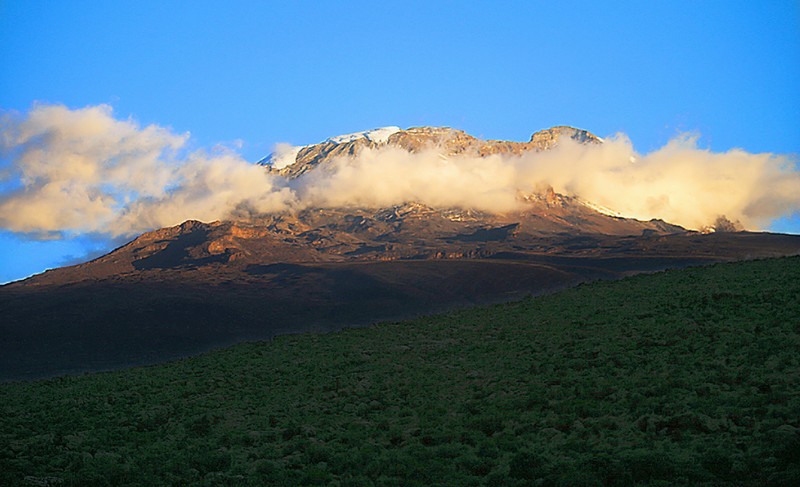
[1, 0, 799, 283]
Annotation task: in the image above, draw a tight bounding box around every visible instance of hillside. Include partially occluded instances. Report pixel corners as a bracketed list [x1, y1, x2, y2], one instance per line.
[2, 256, 798, 485]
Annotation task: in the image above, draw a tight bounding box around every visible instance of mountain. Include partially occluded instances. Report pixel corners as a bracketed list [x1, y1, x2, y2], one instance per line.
[259, 125, 601, 178]
[2, 125, 800, 381]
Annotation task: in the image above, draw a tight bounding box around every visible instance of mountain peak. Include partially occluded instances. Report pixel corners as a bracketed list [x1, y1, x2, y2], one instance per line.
[529, 126, 603, 148]
[325, 126, 402, 145]
[259, 125, 601, 179]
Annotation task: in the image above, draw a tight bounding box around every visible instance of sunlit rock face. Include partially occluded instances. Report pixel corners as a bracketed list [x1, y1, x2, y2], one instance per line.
[258, 125, 602, 178]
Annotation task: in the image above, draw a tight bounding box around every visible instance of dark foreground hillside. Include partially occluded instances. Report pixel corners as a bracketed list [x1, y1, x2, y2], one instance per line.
[2, 257, 799, 486]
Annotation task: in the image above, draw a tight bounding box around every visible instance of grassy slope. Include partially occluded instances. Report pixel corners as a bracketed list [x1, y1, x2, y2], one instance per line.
[1, 257, 799, 486]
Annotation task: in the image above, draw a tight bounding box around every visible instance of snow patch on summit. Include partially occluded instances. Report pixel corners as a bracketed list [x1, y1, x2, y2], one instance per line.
[261, 143, 305, 169]
[259, 127, 402, 168]
[327, 126, 401, 145]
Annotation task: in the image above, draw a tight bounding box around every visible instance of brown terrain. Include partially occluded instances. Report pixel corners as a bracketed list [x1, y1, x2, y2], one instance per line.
[2, 126, 799, 381]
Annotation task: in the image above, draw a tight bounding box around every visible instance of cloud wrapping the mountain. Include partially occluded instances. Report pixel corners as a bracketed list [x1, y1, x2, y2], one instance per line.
[295, 147, 522, 213]
[1, 104, 798, 238]
[1, 104, 184, 235]
[514, 135, 800, 230]
[0, 104, 295, 236]
[295, 135, 799, 230]
[113, 151, 297, 235]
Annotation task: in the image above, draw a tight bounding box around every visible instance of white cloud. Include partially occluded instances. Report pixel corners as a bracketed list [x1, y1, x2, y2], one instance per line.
[1, 104, 798, 238]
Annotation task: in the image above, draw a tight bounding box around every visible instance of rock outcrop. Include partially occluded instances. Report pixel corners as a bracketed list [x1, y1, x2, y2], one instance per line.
[260, 125, 602, 179]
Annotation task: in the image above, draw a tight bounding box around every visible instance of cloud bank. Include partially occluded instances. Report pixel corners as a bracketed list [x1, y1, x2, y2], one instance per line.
[0, 104, 295, 236]
[1, 104, 798, 238]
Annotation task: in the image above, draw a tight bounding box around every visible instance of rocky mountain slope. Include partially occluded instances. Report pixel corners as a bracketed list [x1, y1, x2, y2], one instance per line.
[19, 197, 686, 287]
[260, 125, 601, 178]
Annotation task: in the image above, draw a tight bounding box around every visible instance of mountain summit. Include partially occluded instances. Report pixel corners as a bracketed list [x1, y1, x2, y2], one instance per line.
[259, 125, 601, 178]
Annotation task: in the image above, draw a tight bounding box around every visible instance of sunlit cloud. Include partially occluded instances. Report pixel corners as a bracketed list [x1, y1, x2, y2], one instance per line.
[1, 104, 798, 239]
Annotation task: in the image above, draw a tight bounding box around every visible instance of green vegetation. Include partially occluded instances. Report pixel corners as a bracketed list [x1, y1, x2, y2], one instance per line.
[2, 257, 799, 486]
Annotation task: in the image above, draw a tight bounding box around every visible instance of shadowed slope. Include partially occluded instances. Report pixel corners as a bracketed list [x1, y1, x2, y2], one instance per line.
[2, 225, 798, 381]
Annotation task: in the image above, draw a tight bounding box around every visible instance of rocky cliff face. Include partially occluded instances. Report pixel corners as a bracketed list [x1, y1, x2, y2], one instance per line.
[261, 125, 602, 179]
[528, 126, 601, 149]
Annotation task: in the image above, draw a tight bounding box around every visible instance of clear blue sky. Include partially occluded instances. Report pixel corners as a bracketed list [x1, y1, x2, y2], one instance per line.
[1, 0, 799, 283]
